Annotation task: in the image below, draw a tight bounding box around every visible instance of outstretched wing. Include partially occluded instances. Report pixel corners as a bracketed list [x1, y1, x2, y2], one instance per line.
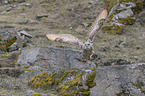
[46, 34, 83, 46]
[87, 9, 108, 42]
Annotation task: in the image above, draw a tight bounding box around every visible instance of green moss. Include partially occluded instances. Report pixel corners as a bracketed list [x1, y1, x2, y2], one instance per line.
[132, 83, 143, 92]
[0, 36, 17, 52]
[77, 88, 90, 95]
[132, 0, 143, 15]
[85, 71, 96, 88]
[29, 72, 56, 89]
[58, 71, 84, 96]
[102, 23, 123, 34]
[90, 68, 95, 71]
[24, 66, 30, 69]
[40, 17, 49, 21]
[25, 69, 34, 71]
[0, 53, 10, 58]
[13, 51, 21, 64]
[119, 16, 135, 25]
[55, 46, 64, 48]
[31, 92, 40, 96]
[28, 70, 97, 96]
[60, 10, 67, 15]
[55, 70, 77, 85]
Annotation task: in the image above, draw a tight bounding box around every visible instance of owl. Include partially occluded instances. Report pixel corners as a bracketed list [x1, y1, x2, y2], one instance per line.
[46, 9, 108, 61]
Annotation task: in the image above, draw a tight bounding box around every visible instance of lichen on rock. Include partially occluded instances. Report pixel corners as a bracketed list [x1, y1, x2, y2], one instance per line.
[57, 70, 84, 96]
[102, 0, 143, 34]
[28, 72, 56, 89]
[85, 71, 96, 88]
[0, 36, 17, 52]
[28, 69, 97, 96]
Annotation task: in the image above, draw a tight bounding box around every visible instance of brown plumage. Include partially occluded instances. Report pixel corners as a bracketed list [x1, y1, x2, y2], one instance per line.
[87, 9, 108, 42]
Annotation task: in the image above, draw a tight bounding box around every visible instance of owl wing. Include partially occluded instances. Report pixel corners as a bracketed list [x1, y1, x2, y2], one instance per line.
[87, 9, 108, 42]
[46, 34, 83, 46]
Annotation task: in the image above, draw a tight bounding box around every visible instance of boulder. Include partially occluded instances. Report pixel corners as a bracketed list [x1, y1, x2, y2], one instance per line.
[15, 46, 90, 71]
[137, 9, 145, 27]
[27, 63, 145, 96]
[102, 0, 143, 34]
[0, 67, 24, 77]
[36, 13, 49, 20]
[90, 63, 145, 96]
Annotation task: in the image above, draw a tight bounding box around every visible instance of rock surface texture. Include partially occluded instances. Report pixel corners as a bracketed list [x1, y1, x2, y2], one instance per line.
[90, 63, 145, 96]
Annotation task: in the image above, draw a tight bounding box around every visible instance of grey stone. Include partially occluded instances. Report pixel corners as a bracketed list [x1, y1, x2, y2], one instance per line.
[19, 66, 49, 79]
[19, 3, 31, 7]
[23, 90, 35, 96]
[36, 13, 48, 20]
[19, 31, 32, 39]
[0, 27, 16, 41]
[6, 7, 13, 11]
[137, 10, 145, 27]
[15, 47, 40, 67]
[16, 38, 23, 49]
[18, 18, 29, 24]
[90, 63, 145, 96]
[16, 46, 90, 71]
[29, 20, 39, 24]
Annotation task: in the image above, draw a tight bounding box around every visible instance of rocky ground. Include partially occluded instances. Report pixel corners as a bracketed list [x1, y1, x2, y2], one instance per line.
[0, 0, 145, 96]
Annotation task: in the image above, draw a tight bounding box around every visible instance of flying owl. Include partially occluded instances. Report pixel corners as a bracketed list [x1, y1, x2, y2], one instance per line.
[46, 9, 108, 61]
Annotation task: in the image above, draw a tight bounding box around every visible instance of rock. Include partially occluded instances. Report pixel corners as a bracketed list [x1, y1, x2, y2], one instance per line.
[0, 67, 24, 77]
[0, 51, 20, 67]
[24, 90, 35, 96]
[15, 46, 91, 71]
[6, 7, 13, 12]
[75, 25, 85, 32]
[0, 27, 16, 41]
[20, 31, 32, 38]
[137, 9, 145, 27]
[27, 63, 145, 96]
[102, 0, 143, 34]
[18, 18, 29, 24]
[16, 38, 24, 49]
[19, 3, 32, 7]
[15, 47, 40, 67]
[90, 63, 145, 96]
[23, 90, 57, 96]
[36, 13, 49, 20]
[0, 80, 20, 90]
[0, 27, 18, 52]
[19, 66, 49, 79]
[29, 20, 39, 24]
[0, 49, 5, 54]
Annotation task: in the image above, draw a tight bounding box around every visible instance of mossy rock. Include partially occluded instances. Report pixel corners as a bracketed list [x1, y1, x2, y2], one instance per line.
[103, 0, 143, 34]
[28, 70, 97, 96]
[0, 36, 17, 52]
[85, 71, 96, 88]
[102, 23, 124, 34]
[58, 71, 84, 96]
[31, 92, 40, 96]
[28, 72, 56, 89]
